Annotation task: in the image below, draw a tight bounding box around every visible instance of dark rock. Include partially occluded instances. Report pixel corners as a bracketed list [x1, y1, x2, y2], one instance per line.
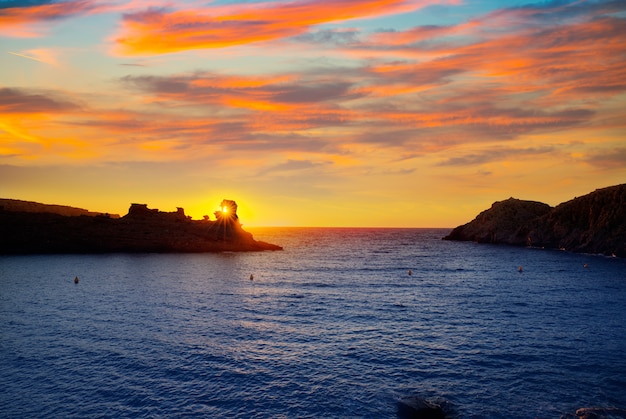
[443, 184, 626, 257]
[561, 407, 626, 419]
[0, 199, 282, 254]
[443, 197, 551, 245]
[397, 396, 447, 419]
[0, 198, 120, 218]
[528, 184, 626, 256]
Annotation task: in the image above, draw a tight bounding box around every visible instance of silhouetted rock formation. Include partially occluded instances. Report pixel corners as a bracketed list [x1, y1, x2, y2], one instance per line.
[0, 199, 282, 254]
[444, 184, 626, 257]
[0, 198, 119, 218]
[443, 198, 551, 245]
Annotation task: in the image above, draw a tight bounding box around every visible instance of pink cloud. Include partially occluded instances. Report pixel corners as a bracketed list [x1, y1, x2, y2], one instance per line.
[0, 0, 109, 37]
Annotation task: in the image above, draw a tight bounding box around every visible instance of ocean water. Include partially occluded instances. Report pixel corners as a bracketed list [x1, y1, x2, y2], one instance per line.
[1, 228, 625, 418]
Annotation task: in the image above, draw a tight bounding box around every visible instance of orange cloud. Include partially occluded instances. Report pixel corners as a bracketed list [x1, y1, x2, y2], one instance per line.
[113, 0, 458, 55]
[338, 3, 626, 147]
[4, 1, 624, 172]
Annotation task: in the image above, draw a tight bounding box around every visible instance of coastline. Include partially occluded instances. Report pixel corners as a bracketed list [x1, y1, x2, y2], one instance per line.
[0, 200, 282, 254]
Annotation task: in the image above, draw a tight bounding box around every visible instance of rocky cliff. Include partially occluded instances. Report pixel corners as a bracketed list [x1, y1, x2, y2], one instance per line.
[443, 198, 552, 245]
[443, 184, 626, 257]
[0, 199, 282, 254]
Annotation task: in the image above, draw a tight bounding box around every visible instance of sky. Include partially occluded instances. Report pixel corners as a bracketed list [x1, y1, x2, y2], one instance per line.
[1, 0, 625, 227]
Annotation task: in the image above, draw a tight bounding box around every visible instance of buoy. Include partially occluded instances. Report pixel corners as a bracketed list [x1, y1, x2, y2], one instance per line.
[74, 276, 79, 284]
[249, 274, 254, 281]
[518, 266, 523, 273]
[407, 269, 412, 276]
[584, 263, 589, 268]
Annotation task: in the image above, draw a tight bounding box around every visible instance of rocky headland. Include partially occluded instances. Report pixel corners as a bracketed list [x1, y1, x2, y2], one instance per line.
[0, 199, 282, 254]
[443, 184, 626, 257]
[0, 198, 120, 218]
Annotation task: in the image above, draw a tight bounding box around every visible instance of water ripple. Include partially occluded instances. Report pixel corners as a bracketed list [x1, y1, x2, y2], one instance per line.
[1, 229, 626, 418]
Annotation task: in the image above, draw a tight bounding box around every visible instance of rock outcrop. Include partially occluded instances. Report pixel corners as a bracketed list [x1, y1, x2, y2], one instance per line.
[561, 407, 626, 419]
[443, 198, 551, 245]
[397, 396, 452, 419]
[443, 184, 626, 257]
[0, 199, 282, 254]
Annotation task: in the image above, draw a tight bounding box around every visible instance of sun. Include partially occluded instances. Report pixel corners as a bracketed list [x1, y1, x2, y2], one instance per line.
[215, 200, 238, 221]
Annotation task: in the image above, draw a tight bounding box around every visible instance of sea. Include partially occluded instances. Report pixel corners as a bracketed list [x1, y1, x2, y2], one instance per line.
[1, 228, 625, 418]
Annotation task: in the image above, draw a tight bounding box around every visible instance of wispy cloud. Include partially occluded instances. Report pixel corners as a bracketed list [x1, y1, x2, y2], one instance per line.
[584, 147, 626, 169]
[2, 0, 625, 178]
[259, 158, 332, 175]
[112, 0, 459, 55]
[7, 48, 60, 65]
[437, 146, 555, 167]
[8, 50, 47, 63]
[0, 87, 79, 113]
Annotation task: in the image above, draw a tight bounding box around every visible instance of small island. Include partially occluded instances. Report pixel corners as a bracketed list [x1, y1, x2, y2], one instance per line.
[0, 198, 282, 254]
[443, 184, 626, 257]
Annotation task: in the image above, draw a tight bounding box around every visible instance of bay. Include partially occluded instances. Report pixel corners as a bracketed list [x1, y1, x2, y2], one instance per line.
[1, 228, 625, 418]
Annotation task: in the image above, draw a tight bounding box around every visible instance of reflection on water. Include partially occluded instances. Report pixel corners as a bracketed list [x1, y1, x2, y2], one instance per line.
[1, 228, 625, 418]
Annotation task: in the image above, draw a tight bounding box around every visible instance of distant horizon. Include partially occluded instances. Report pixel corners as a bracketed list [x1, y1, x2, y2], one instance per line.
[3, 181, 622, 228]
[2, 195, 455, 228]
[2, 1, 624, 226]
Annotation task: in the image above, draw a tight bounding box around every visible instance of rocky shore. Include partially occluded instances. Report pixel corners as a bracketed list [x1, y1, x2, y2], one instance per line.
[396, 395, 626, 419]
[0, 199, 282, 254]
[443, 184, 626, 257]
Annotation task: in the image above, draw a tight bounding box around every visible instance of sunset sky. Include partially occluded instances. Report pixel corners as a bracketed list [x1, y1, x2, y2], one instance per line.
[1, 0, 625, 226]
